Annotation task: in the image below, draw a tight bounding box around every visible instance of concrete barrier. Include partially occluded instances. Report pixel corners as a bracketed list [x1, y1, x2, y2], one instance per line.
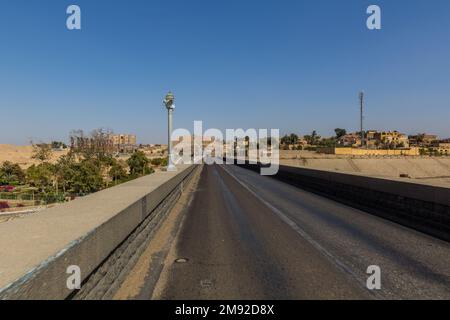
[0, 165, 196, 300]
[235, 161, 450, 242]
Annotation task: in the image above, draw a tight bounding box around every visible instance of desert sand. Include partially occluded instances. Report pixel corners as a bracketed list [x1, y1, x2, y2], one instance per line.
[0, 144, 68, 169]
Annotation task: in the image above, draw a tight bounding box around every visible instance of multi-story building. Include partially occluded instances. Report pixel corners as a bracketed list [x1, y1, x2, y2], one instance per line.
[408, 134, 438, 147]
[365, 130, 379, 148]
[374, 131, 409, 149]
[337, 133, 361, 147]
[435, 140, 450, 155]
[338, 130, 410, 149]
[110, 134, 136, 146]
[110, 134, 137, 153]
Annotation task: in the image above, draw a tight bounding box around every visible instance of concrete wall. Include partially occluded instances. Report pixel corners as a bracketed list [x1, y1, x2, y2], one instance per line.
[317, 147, 420, 156]
[0, 165, 196, 300]
[237, 161, 450, 242]
[317, 147, 421, 156]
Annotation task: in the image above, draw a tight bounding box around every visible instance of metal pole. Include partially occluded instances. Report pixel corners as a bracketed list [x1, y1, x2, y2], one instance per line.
[163, 91, 177, 171]
[359, 91, 365, 148]
[167, 104, 176, 172]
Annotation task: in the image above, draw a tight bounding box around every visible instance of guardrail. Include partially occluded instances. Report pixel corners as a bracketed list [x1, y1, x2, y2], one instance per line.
[234, 160, 450, 242]
[0, 165, 196, 300]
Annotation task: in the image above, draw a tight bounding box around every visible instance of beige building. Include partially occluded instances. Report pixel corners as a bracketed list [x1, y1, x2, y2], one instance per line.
[339, 130, 409, 149]
[110, 134, 137, 153]
[337, 133, 361, 147]
[436, 143, 450, 155]
[409, 134, 438, 147]
[110, 134, 136, 146]
[374, 131, 409, 148]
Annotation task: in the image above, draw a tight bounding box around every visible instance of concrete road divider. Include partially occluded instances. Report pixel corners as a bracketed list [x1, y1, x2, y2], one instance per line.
[0, 165, 196, 300]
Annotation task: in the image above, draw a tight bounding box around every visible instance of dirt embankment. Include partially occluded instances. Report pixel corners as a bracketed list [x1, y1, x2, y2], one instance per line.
[0, 144, 167, 169]
[0, 144, 68, 169]
[280, 151, 450, 188]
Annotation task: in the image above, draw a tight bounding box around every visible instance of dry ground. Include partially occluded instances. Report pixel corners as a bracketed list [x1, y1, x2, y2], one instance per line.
[1, 145, 449, 187]
[280, 150, 450, 187]
[0, 144, 167, 169]
[0, 144, 68, 169]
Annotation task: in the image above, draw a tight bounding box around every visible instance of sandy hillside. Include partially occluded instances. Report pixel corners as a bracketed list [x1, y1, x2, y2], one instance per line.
[280, 150, 450, 187]
[0, 144, 167, 169]
[0, 144, 68, 168]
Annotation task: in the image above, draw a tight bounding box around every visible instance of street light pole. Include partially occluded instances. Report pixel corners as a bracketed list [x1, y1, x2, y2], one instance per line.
[164, 91, 177, 172]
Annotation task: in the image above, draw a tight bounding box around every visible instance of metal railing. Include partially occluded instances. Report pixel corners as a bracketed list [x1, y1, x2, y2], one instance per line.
[0, 192, 40, 202]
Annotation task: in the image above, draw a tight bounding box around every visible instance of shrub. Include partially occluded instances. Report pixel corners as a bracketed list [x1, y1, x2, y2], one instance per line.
[0, 201, 10, 210]
[109, 160, 128, 182]
[0, 161, 26, 185]
[42, 193, 66, 204]
[127, 151, 151, 176]
[151, 157, 168, 167]
[151, 158, 163, 166]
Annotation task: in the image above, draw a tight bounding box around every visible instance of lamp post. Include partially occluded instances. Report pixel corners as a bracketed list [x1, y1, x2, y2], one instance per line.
[164, 91, 177, 171]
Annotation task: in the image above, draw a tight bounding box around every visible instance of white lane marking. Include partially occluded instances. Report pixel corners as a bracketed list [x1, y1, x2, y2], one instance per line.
[220, 164, 382, 299]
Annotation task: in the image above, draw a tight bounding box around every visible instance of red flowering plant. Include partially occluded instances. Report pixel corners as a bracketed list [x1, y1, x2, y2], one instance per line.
[0, 201, 10, 210]
[0, 185, 15, 192]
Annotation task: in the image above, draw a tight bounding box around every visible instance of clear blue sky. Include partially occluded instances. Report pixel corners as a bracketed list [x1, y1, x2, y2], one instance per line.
[1, 0, 450, 144]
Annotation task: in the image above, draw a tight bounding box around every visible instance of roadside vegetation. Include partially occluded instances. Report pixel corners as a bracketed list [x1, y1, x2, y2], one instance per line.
[280, 129, 347, 150]
[0, 130, 167, 209]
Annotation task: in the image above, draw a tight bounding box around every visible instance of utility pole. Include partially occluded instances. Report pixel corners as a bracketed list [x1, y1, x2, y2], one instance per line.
[359, 91, 365, 148]
[163, 91, 177, 172]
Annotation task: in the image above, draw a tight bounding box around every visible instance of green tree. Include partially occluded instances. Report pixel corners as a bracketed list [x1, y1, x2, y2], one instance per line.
[317, 137, 336, 147]
[289, 133, 299, 145]
[26, 163, 54, 191]
[127, 151, 152, 176]
[0, 161, 26, 185]
[109, 159, 128, 184]
[334, 128, 347, 139]
[416, 133, 426, 145]
[151, 158, 163, 166]
[51, 141, 67, 149]
[151, 157, 168, 167]
[280, 133, 299, 146]
[54, 154, 77, 193]
[305, 131, 321, 145]
[32, 143, 53, 163]
[303, 135, 311, 144]
[312, 131, 321, 144]
[69, 159, 104, 194]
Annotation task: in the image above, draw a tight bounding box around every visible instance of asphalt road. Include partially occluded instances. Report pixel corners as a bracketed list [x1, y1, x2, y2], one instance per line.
[154, 164, 450, 300]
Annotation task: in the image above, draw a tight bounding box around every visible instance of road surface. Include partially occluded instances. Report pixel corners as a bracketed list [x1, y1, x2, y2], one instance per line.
[143, 165, 450, 299]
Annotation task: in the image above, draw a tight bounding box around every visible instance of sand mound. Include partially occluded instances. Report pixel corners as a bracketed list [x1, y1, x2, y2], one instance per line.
[0, 144, 68, 168]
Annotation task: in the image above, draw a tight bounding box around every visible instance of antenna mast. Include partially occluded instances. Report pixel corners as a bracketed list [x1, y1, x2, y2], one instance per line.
[359, 91, 365, 148]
